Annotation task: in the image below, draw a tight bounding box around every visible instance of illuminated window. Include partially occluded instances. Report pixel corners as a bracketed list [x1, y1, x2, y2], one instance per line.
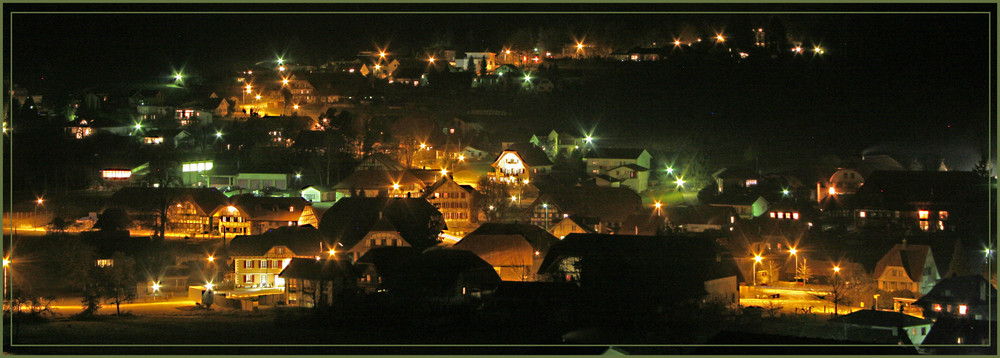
[792, 212, 800, 220]
[920, 221, 930, 231]
[959, 305, 967, 315]
[938, 211, 948, 220]
[933, 303, 942, 311]
[745, 179, 758, 187]
[859, 211, 866, 218]
[918, 210, 929, 220]
[770, 212, 776, 218]
[96, 259, 113, 267]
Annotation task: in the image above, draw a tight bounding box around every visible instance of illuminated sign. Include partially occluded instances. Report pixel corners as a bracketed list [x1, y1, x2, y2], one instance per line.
[101, 169, 132, 180]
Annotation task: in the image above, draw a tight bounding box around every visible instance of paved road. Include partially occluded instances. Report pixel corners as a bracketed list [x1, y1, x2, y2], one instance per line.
[44, 297, 205, 317]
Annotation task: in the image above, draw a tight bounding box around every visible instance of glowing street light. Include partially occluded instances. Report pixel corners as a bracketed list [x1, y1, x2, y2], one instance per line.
[790, 248, 799, 284]
[666, 166, 674, 175]
[207, 255, 215, 263]
[215, 131, 223, 139]
[673, 40, 681, 47]
[753, 254, 763, 286]
[716, 34, 725, 42]
[205, 282, 214, 291]
[282, 78, 290, 86]
[255, 94, 261, 100]
[152, 282, 161, 292]
[458, 155, 465, 161]
[584, 136, 593, 144]
[328, 249, 337, 256]
[293, 104, 300, 110]
[134, 123, 142, 130]
[576, 42, 584, 50]
[392, 183, 401, 191]
[277, 58, 284, 65]
[782, 189, 790, 196]
[174, 73, 183, 82]
[675, 178, 686, 187]
[428, 57, 436, 63]
[440, 169, 448, 176]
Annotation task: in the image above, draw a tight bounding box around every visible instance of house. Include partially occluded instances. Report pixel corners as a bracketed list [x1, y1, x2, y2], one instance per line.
[332, 154, 437, 198]
[491, 142, 553, 184]
[355, 247, 501, 304]
[548, 215, 604, 239]
[851, 171, 986, 232]
[227, 226, 325, 295]
[581, 148, 652, 193]
[210, 195, 317, 237]
[828, 310, 934, 345]
[537, 233, 743, 307]
[914, 274, 996, 322]
[529, 186, 643, 233]
[103, 187, 228, 236]
[300, 185, 336, 203]
[283, 74, 316, 105]
[529, 130, 560, 160]
[662, 205, 739, 233]
[318, 197, 444, 261]
[816, 168, 865, 202]
[423, 176, 479, 237]
[873, 241, 941, 295]
[279, 257, 359, 308]
[452, 223, 561, 281]
[709, 194, 769, 220]
[173, 108, 213, 126]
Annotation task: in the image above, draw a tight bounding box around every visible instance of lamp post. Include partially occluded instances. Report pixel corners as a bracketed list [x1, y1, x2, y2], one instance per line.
[832, 265, 841, 316]
[34, 198, 44, 229]
[3, 258, 9, 297]
[753, 254, 762, 286]
[790, 248, 798, 284]
[873, 294, 880, 311]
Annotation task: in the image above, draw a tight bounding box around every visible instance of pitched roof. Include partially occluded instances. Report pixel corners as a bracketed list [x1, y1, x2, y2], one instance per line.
[332, 170, 427, 191]
[278, 257, 359, 280]
[830, 310, 932, 328]
[915, 275, 997, 315]
[227, 226, 324, 257]
[318, 197, 443, 250]
[619, 213, 664, 235]
[873, 243, 933, 282]
[663, 205, 737, 227]
[500, 142, 553, 167]
[454, 223, 561, 256]
[536, 186, 643, 224]
[855, 171, 984, 209]
[538, 234, 743, 297]
[105, 187, 228, 215]
[581, 148, 648, 160]
[224, 194, 309, 222]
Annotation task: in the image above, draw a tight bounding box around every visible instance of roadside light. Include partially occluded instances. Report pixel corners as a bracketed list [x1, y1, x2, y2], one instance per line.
[36, 198, 44, 205]
[392, 183, 400, 190]
[328, 249, 336, 256]
[675, 178, 686, 187]
[511, 196, 517, 202]
[216, 131, 223, 138]
[152, 282, 161, 292]
[833, 266, 840, 273]
[716, 34, 725, 42]
[3, 259, 9, 267]
[279, 66, 286, 72]
[790, 248, 797, 255]
[428, 57, 435, 63]
[535, 251, 540, 256]
[205, 282, 214, 291]
[828, 186, 836, 195]
[134, 123, 142, 130]
[666, 167, 674, 174]
[584, 136, 593, 143]
[458, 155, 465, 161]
[282, 78, 289, 85]
[654, 202, 662, 209]
[293, 105, 299, 110]
[419, 143, 426, 149]
[277, 58, 284, 65]
[754, 255, 762, 263]
[295, 173, 302, 179]
[782, 189, 790, 196]
[255, 94, 261, 100]
[207, 255, 214, 262]
[379, 51, 386, 58]
[576, 43, 584, 50]
[673, 40, 681, 46]
[440, 169, 448, 176]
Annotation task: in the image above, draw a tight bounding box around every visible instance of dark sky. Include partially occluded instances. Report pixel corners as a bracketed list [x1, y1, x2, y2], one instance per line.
[5, 5, 995, 169]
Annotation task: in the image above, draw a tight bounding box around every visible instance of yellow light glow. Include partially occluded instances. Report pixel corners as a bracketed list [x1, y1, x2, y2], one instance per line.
[458, 155, 465, 161]
[419, 143, 426, 149]
[3, 259, 9, 267]
[576, 43, 584, 50]
[654, 202, 662, 208]
[227, 205, 237, 212]
[428, 57, 435, 63]
[282, 78, 289, 85]
[674, 40, 681, 46]
[36, 198, 44, 205]
[505, 50, 511, 54]
[716, 34, 725, 41]
[205, 282, 214, 290]
[675, 179, 685, 187]
[374, 64, 381, 70]
[828, 186, 836, 195]
[790, 248, 797, 255]
[379, 52, 386, 58]
[255, 94, 261, 100]
[328, 249, 336, 256]
[293, 105, 299, 110]
[754, 255, 762, 263]
[207, 256, 214, 262]
[511, 196, 517, 202]
[152, 282, 161, 292]
[279, 66, 286, 72]
[833, 266, 840, 273]
[392, 183, 400, 190]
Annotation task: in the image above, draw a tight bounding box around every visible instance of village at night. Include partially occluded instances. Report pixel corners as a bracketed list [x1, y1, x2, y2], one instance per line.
[2, 4, 997, 355]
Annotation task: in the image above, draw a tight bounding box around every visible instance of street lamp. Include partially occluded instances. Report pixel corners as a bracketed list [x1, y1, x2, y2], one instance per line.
[832, 266, 841, 315]
[654, 201, 662, 216]
[3, 258, 9, 297]
[753, 254, 763, 286]
[542, 203, 549, 231]
[873, 294, 880, 311]
[34, 198, 45, 228]
[789, 248, 798, 284]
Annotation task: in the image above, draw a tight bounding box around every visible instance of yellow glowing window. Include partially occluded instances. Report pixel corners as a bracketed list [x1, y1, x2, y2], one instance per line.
[792, 213, 800, 220]
[859, 211, 866, 218]
[770, 212, 776, 218]
[959, 305, 968, 315]
[938, 211, 948, 220]
[918, 210, 929, 220]
[933, 304, 942, 311]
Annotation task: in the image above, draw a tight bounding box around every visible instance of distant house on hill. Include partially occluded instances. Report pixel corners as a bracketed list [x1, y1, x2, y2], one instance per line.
[355, 247, 500, 304]
[873, 242, 941, 295]
[915, 274, 996, 322]
[318, 197, 444, 260]
[423, 176, 480, 237]
[581, 148, 652, 193]
[662, 205, 738, 233]
[828, 310, 933, 345]
[491, 142, 553, 184]
[452, 223, 560, 281]
[852, 171, 986, 232]
[103, 187, 228, 236]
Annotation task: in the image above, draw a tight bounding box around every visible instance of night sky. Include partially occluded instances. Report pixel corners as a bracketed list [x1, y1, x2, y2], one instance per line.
[5, 4, 995, 170]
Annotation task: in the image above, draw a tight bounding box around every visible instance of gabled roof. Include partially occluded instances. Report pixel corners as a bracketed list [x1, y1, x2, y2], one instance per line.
[105, 187, 229, 215]
[302, 185, 333, 192]
[582, 148, 649, 160]
[538, 234, 743, 297]
[610, 164, 649, 172]
[422, 176, 476, 198]
[497, 142, 553, 167]
[663, 205, 737, 227]
[856, 171, 984, 208]
[278, 257, 358, 280]
[535, 186, 642, 224]
[915, 275, 997, 314]
[829, 310, 932, 328]
[222, 194, 309, 222]
[227, 226, 324, 257]
[873, 243, 933, 282]
[332, 170, 427, 191]
[455, 223, 560, 253]
[318, 197, 443, 251]
[358, 247, 500, 295]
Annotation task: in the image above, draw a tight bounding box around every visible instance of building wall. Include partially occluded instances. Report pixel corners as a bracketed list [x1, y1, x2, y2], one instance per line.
[877, 266, 918, 293]
[704, 275, 739, 306]
[233, 257, 292, 289]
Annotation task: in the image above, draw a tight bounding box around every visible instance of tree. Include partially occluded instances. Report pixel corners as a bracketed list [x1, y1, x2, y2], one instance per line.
[47, 217, 71, 233]
[392, 116, 435, 168]
[973, 155, 991, 180]
[795, 259, 813, 284]
[93, 252, 138, 316]
[94, 208, 131, 231]
[476, 175, 512, 222]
